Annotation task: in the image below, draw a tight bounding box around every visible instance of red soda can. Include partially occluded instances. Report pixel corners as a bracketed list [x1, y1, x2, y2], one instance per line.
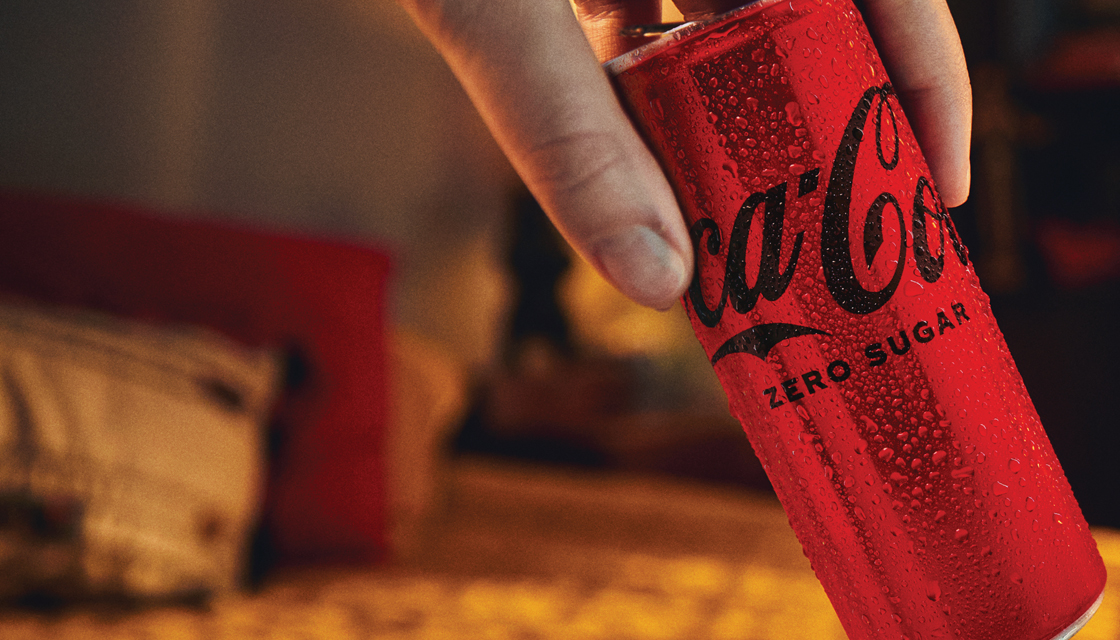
[606, 1, 1106, 639]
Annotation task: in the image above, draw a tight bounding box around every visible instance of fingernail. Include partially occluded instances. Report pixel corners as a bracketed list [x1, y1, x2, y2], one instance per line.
[594, 226, 688, 310]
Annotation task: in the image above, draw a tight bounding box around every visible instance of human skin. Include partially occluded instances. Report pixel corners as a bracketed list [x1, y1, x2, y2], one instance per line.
[397, 0, 971, 311]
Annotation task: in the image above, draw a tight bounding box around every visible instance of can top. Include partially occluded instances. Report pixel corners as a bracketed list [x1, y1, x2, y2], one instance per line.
[603, 0, 780, 75]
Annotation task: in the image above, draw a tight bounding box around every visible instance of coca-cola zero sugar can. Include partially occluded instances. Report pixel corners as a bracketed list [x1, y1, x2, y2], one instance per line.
[606, 1, 1107, 639]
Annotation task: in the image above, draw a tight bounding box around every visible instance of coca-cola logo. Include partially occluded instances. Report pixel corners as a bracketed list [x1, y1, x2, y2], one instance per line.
[686, 83, 970, 365]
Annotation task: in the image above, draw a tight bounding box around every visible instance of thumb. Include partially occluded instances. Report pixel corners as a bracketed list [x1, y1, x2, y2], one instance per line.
[401, 0, 692, 309]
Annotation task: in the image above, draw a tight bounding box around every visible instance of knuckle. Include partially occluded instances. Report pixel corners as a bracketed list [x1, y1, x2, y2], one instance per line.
[572, 0, 629, 21]
[527, 130, 629, 201]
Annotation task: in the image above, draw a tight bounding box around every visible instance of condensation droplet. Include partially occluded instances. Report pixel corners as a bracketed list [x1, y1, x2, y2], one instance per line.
[951, 466, 974, 479]
[926, 580, 941, 601]
[785, 102, 804, 126]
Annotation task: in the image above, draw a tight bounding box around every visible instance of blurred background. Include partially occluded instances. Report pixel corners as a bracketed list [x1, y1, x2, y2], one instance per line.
[0, 0, 1118, 637]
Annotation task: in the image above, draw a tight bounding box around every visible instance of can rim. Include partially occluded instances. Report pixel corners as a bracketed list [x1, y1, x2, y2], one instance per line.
[1048, 590, 1105, 640]
[603, 0, 783, 76]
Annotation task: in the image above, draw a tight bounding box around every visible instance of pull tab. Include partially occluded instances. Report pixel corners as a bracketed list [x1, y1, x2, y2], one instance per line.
[620, 22, 685, 37]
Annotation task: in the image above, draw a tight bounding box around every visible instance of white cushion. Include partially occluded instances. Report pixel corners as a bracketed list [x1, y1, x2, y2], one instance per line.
[0, 299, 279, 599]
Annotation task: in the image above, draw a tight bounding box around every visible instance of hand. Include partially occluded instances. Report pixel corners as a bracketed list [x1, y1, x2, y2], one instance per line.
[398, 0, 972, 310]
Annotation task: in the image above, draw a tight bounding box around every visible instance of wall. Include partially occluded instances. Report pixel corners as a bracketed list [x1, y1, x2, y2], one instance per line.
[0, 0, 517, 370]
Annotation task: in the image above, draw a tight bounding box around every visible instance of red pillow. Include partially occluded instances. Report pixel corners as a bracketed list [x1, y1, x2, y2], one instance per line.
[0, 191, 393, 565]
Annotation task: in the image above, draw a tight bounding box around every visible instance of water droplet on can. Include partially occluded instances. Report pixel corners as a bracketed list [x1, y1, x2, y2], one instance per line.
[785, 101, 804, 126]
[926, 580, 941, 601]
